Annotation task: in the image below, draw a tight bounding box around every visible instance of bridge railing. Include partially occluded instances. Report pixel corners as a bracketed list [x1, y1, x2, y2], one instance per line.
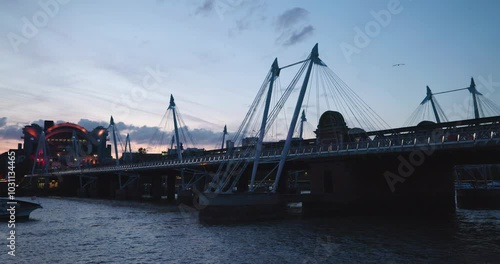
[29, 121, 499, 176]
[281, 123, 499, 158]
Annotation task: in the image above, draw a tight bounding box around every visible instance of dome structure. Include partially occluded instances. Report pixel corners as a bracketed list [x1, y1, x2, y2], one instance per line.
[318, 111, 347, 130]
[315, 111, 349, 145]
[348, 127, 366, 135]
[348, 127, 369, 142]
[416, 120, 436, 127]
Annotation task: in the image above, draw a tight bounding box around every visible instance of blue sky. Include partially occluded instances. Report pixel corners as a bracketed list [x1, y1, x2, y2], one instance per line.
[1, 0, 499, 153]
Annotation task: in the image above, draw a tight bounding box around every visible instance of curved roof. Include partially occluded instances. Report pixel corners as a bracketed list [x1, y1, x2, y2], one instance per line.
[46, 123, 88, 134]
[416, 120, 436, 127]
[318, 111, 346, 129]
[45, 123, 95, 144]
[348, 127, 366, 135]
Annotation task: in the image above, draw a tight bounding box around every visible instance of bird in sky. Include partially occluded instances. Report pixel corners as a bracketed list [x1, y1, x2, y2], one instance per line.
[393, 63, 405, 67]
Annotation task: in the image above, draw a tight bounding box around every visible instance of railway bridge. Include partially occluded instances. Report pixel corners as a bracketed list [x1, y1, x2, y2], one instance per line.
[25, 44, 500, 221]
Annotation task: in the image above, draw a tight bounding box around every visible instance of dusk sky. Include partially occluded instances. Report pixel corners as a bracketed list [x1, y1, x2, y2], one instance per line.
[1, 0, 499, 154]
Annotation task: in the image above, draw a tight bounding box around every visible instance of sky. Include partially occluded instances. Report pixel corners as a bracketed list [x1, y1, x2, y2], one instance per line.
[1, 0, 500, 154]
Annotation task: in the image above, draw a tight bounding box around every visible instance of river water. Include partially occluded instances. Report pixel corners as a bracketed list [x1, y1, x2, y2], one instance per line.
[1, 197, 499, 264]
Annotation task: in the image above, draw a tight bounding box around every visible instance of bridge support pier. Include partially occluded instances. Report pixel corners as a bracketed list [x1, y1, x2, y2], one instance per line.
[151, 173, 163, 201]
[60, 175, 79, 197]
[166, 174, 176, 201]
[114, 173, 141, 200]
[303, 151, 456, 216]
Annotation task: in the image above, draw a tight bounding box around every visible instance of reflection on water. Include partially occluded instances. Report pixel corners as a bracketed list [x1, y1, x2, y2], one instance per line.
[1, 197, 499, 263]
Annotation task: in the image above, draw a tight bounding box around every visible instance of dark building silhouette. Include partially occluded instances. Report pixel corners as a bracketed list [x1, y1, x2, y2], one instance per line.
[22, 121, 112, 172]
[314, 111, 349, 145]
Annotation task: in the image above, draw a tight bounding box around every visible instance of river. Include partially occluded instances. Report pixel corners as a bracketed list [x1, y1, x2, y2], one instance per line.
[1, 197, 499, 263]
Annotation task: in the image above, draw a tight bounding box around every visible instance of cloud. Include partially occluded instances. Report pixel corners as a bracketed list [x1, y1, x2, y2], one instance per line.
[30, 120, 46, 127]
[227, 1, 266, 35]
[195, 0, 215, 15]
[188, 127, 224, 147]
[128, 125, 162, 144]
[0, 125, 23, 140]
[77, 119, 109, 131]
[283, 25, 315, 46]
[129, 125, 224, 150]
[0, 119, 45, 141]
[82, 119, 224, 150]
[0, 117, 227, 153]
[275, 7, 315, 46]
[234, 19, 250, 32]
[192, 0, 266, 36]
[275, 7, 309, 30]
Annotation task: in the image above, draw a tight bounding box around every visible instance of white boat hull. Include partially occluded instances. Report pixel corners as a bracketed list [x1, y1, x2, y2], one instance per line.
[0, 198, 42, 220]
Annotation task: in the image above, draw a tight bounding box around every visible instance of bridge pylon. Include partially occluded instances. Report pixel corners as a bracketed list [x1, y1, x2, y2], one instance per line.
[467, 77, 482, 119]
[168, 94, 182, 161]
[273, 44, 318, 192]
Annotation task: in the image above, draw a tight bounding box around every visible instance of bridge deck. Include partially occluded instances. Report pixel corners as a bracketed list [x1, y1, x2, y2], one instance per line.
[27, 116, 499, 177]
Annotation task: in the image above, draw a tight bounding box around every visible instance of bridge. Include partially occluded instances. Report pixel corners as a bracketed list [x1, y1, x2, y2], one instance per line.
[25, 44, 500, 222]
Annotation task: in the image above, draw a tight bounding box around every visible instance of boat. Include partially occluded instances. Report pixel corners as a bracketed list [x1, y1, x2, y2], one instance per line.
[456, 184, 500, 209]
[0, 198, 42, 220]
[198, 192, 287, 224]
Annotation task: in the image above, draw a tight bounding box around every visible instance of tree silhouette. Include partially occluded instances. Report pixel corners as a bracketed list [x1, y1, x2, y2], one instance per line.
[138, 148, 147, 154]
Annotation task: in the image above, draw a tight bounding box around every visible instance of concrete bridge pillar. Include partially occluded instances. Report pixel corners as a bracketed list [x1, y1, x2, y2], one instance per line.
[304, 150, 456, 216]
[166, 174, 176, 201]
[151, 173, 163, 201]
[60, 175, 79, 197]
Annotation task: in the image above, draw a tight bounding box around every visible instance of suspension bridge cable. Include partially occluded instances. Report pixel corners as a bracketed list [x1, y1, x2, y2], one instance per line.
[327, 66, 389, 130]
[404, 103, 425, 126]
[324, 66, 391, 131]
[265, 59, 308, 134]
[479, 96, 500, 115]
[209, 69, 274, 192]
[434, 99, 449, 122]
[232, 71, 272, 144]
[211, 58, 312, 193]
[321, 66, 366, 129]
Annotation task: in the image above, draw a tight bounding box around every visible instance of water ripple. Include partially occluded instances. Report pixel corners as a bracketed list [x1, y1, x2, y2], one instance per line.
[1, 198, 499, 263]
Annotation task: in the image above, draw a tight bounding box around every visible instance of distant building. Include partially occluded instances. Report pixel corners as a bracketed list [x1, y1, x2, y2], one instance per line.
[22, 120, 112, 172]
[0, 146, 31, 196]
[314, 111, 349, 145]
[242, 137, 259, 147]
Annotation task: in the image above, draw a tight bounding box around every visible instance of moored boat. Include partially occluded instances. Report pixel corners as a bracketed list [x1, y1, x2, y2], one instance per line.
[0, 198, 42, 220]
[198, 192, 286, 224]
